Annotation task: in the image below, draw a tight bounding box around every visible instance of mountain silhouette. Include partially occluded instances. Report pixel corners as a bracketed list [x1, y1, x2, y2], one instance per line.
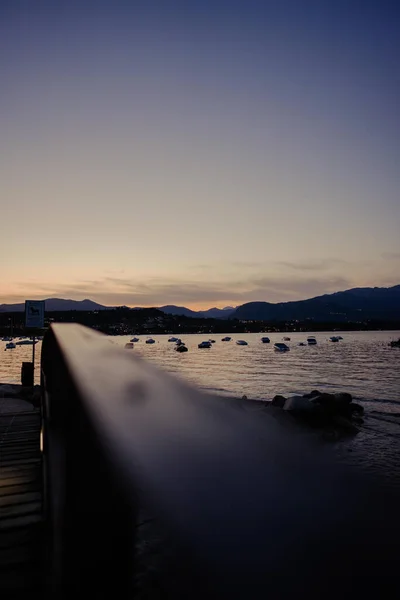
[0, 298, 108, 312]
[231, 285, 400, 322]
[1, 285, 399, 321]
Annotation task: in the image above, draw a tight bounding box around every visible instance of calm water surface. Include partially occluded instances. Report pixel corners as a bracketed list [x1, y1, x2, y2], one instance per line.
[1, 332, 399, 415]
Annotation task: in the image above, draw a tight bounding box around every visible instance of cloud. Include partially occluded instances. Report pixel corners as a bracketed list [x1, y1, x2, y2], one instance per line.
[2, 273, 356, 308]
[277, 258, 348, 271]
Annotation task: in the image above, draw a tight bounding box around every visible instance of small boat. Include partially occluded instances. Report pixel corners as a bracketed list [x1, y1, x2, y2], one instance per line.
[298, 342, 306, 346]
[176, 344, 188, 353]
[6, 342, 16, 349]
[124, 342, 134, 349]
[221, 336, 231, 342]
[175, 339, 184, 346]
[261, 337, 270, 343]
[390, 338, 400, 348]
[209, 339, 216, 344]
[198, 341, 212, 348]
[337, 336, 343, 340]
[274, 343, 290, 352]
[2, 336, 12, 342]
[168, 337, 179, 342]
[15, 340, 38, 346]
[330, 336, 340, 342]
[145, 338, 156, 344]
[307, 336, 317, 345]
[130, 337, 139, 343]
[236, 340, 248, 346]
[283, 337, 291, 341]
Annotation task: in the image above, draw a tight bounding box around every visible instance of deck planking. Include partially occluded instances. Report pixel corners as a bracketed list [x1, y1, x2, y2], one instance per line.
[0, 410, 44, 596]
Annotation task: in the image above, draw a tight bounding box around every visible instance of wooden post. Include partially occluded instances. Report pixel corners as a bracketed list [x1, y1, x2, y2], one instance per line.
[32, 335, 36, 388]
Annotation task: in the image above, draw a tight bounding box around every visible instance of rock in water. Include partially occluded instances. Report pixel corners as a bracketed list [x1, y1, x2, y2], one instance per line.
[283, 396, 315, 413]
[271, 395, 287, 408]
[333, 392, 352, 404]
[303, 390, 321, 399]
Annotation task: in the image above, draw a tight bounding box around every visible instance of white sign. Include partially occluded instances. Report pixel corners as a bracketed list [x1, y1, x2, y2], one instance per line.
[25, 300, 45, 328]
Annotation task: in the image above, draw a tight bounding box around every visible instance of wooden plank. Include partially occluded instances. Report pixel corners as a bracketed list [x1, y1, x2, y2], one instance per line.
[0, 458, 41, 468]
[0, 482, 41, 497]
[0, 524, 42, 549]
[0, 491, 41, 508]
[0, 500, 42, 519]
[0, 512, 42, 531]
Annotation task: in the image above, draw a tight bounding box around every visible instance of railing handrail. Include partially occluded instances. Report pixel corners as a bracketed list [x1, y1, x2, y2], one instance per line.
[41, 324, 400, 597]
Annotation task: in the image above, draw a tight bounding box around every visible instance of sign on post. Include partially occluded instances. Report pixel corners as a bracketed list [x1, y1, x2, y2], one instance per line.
[25, 300, 45, 329]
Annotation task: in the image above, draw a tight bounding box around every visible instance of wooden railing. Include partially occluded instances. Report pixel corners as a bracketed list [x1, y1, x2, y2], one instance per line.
[40, 324, 400, 598]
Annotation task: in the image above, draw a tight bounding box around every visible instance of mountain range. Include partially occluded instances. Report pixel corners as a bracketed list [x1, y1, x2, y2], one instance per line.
[0, 285, 399, 321]
[0, 298, 107, 313]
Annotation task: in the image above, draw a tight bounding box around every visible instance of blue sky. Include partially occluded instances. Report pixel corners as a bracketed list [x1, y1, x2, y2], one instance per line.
[1, 0, 399, 307]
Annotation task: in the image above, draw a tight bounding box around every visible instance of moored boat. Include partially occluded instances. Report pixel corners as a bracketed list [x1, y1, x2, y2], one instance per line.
[221, 336, 231, 342]
[198, 341, 212, 348]
[261, 337, 270, 343]
[307, 336, 317, 345]
[145, 338, 156, 344]
[236, 340, 248, 346]
[274, 342, 290, 352]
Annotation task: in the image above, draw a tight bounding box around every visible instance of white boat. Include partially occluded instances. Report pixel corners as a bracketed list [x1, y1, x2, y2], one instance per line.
[16, 340, 38, 346]
[307, 336, 317, 345]
[236, 340, 248, 346]
[329, 336, 340, 342]
[145, 338, 156, 344]
[198, 341, 212, 348]
[221, 337, 231, 342]
[130, 337, 139, 342]
[124, 342, 134, 349]
[274, 342, 290, 352]
[261, 337, 270, 343]
[6, 342, 16, 349]
[168, 337, 179, 342]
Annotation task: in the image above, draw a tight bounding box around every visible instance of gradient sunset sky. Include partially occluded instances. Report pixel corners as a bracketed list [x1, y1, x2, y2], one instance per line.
[1, 0, 399, 309]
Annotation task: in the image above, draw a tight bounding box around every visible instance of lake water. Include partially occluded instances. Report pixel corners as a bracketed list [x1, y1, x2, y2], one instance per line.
[2, 330, 400, 483]
[1, 331, 399, 415]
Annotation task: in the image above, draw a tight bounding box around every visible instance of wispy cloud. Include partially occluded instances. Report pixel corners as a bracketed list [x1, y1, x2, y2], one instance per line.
[2, 273, 355, 307]
[277, 258, 348, 272]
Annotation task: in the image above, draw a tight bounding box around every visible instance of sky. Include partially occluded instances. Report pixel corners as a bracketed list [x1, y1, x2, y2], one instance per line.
[1, 0, 399, 309]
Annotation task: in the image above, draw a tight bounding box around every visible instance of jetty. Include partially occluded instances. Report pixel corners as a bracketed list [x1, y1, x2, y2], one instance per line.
[0, 324, 399, 598]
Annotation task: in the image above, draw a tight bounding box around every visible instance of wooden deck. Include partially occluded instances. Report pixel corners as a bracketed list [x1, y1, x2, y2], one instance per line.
[0, 409, 44, 596]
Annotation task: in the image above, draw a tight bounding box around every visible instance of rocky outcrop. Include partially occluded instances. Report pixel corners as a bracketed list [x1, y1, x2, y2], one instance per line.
[270, 390, 364, 437]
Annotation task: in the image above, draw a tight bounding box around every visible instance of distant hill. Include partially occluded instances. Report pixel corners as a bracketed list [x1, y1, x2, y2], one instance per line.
[231, 285, 400, 322]
[0, 298, 108, 312]
[1, 285, 399, 321]
[158, 305, 200, 318]
[158, 305, 236, 319]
